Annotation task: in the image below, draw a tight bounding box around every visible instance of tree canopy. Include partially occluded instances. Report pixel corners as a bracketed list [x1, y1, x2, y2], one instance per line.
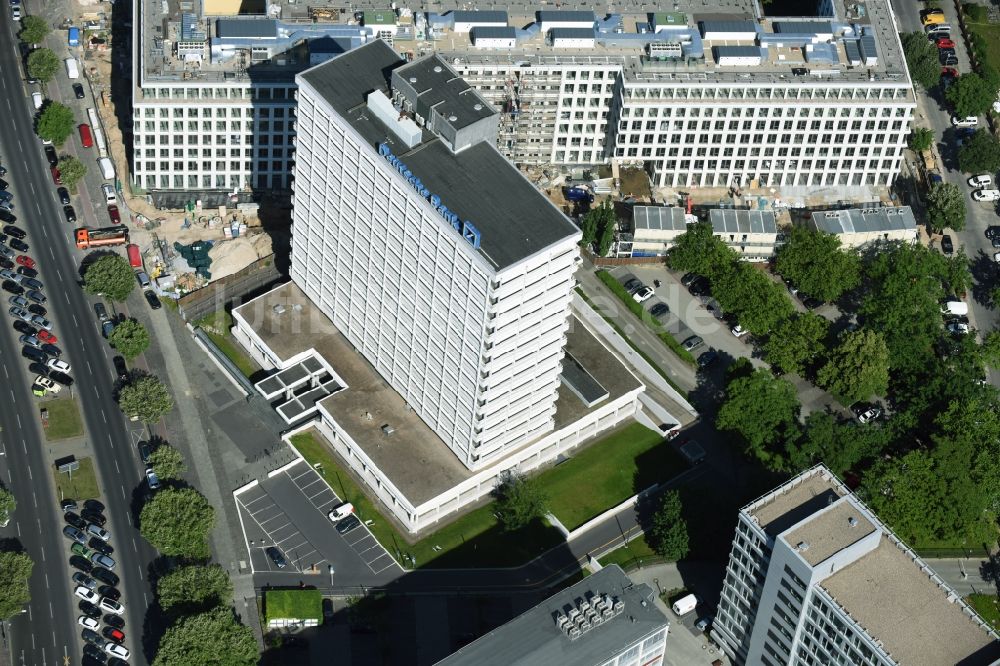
[667, 221, 734, 279]
[947, 73, 996, 119]
[108, 319, 150, 361]
[713, 263, 794, 336]
[36, 101, 74, 147]
[775, 227, 860, 302]
[908, 127, 934, 152]
[647, 490, 689, 561]
[762, 312, 829, 376]
[118, 374, 173, 424]
[57, 155, 86, 193]
[0, 488, 14, 526]
[900, 32, 941, 90]
[784, 412, 890, 476]
[83, 254, 135, 302]
[0, 551, 34, 620]
[492, 470, 548, 532]
[156, 564, 232, 616]
[925, 182, 967, 233]
[19, 16, 50, 44]
[140, 487, 215, 558]
[958, 129, 1000, 175]
[817, 329, 890, 404]
[153, 607, 257, 666]
[148, 444, 186, 481]
[26, 48, 59, 83]
[716, 368, 800, 469]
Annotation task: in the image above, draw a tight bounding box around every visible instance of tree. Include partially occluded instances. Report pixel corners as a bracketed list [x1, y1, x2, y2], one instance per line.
[156, 564, 232, 615]
[775, 227, 861, 302]
[83, 254, 135, 302]
[947, 73, 996, 119]
[56, 155, 86, 193]
[108, 319, 150, 360]
[597, 210, 617, 257]
[26, 48, 59, 84]
[817, 330, 890, 404]
[958, 129, 1000, 175]
[148, 444, 186, 481]
[712, 263, 794, 335]
[647, 490, 689, 561]
[580, 199, 614, 253]
[0, 488, 14, 526]
[908, 127, 934, 152]
[579, 210, 598, 249]
[784, 412, 890, 476]
[925, 182, 966, 233]
[118, 374, 173, 424]
[981, 331, 1000, 368]
[716, 368, 800, 469]
[153, 607, 257, 666]
[492, 470, 548, 532]
[900, 32, 941, 90]
[667, 221, 735, 280]
[762, 312, 829, 376]
[19, 16, 50, 44]
[0, 551, 33, 620]
[35, 101, 74, 147]
[140, 487, 215, 558]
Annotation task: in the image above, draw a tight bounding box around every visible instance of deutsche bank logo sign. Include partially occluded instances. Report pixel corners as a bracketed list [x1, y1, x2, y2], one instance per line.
[378, 143, 482, 250]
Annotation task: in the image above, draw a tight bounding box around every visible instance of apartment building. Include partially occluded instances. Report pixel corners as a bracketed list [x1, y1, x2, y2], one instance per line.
[435, 565, 668, 666]
[808, 206, 918, 248]
[131, 0, 914, 203]
[616, 206, 780, 261]
[289, 41, 580, 469]
[712, 466, 1000, 665]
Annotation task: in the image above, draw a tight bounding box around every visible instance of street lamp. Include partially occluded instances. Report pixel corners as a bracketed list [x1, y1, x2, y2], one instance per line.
[328, 564, 335, 586]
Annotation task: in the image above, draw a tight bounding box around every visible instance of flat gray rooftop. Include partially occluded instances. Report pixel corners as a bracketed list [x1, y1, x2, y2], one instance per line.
[298, 41, 579, 271]
[235, 282, 643, 508]
[633, 206, 688, 233]
[393, 56, 497, 131]
[710, 209, 777, 235]
[811, 206, 916, 235]
[435, 565, 667, 666]
[823, 538, 1000, 665]
[746, 469, 845, 538]
[782, 499, 876, 567]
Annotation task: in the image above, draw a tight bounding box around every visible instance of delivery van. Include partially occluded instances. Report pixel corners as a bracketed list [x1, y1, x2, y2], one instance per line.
[98, 157, 114, 180]
[672, 593, 698, 616]
[64, 57, 79, 79]
[78, 124, 93, 148]
[941, 301, 968, 317]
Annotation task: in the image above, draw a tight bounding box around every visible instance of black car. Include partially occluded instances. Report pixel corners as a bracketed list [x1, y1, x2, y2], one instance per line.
[21, 346, 45, 363]
[79, 600, 101, 619]
[138, 441, 152, 464]
[336, 514, 361, 535]
[144, 290, 162, 310]
[81, 628, 103, 645]
[63, 205, 76, 223]
[3, 280, 24, 295]
[81, 643, 106, 662]
[97, 585, 121, 601]
[697, 349, 719, 368]
[28, 362, 48, 376]
[64, 511, 87, 529]
[81, 509, 105, 526]
[84, 499, 105, 513]
[680, 272, 700, 287]
[649, 303, 669, 318]
[89, 538, 113, 556]
[0, 211, 13, 224]
[70, 555, 93, 573]
[103, 614, 125, 630]
[0, 258, 11, 270]
[91, 567, 119, 587]
[622, 277, 641, 293]
[802, 296, 823, 310]
[25, 289, 44, 303]
[16, 266, 36, 278]
[0, 165, 7, 176]
[57, 187, 70, 205]
[94, 302, 108, 321]
[73, 83, 85, 99]
[112, 356, 128, 381]
[987, 225, 1000, 240]
[61, 498, 78, 512]
[266, 546, 288, 569]
[0, 179, 8, 191]
[43, 146, 57, 168]
[41, 343, 61, 357]
[688, 277, 710, 297]
[27, 303, 46, 316]
[13, 321, 36, 336]
[3, 225, 25, 239]
[942, 234, 954, 255]
[10, 239, 28, 253]
[49, 370, 73, 387]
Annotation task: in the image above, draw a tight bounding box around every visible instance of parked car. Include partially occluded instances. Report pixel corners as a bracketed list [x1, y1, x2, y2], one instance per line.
[952, 115, 978, 127]
[91, 567, 119, 587]
[682, 335, 704, 352]
[974, 189, 1000, 202]
[64, 511, 87, 529]
[144, 290, 161, 310]
[622, 277, 641, 293]
[632, 286, 653, 303]
[688, 277, 709, 297]
[680, 272, 700, 287]
[942, 234, 954, 255]
[74, 586, 99, 603]
[72, 572, 97, 590]
[266, 546, 288, 569]
[78, 601, 101, 619]
[73, 83, 85, 99]
[63, 526, 88, 544]
[731, 324, 748, 338]
[649, 302, 669, 318]
[63, 205, 76, 223]
[78, 616, 99, 630]
[70, 555, 93, 573]
[99, 597, 124, 615]
[936, 38, 956, 49]
[87, 524, 110, 541]
[145, 467, 160, 490]
[57, 187, 70, 204]
[336, 514, 362, 535]
[697, 349, 718, 368]
[852, 402, 882, 424]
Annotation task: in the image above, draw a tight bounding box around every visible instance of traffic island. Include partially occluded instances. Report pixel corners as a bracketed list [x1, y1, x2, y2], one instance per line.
[41, 397, 84, 441]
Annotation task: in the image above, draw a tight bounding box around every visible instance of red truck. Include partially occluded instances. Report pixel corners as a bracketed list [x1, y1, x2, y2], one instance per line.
[75, 226, 128, 249]
[126, 243, 142, 269]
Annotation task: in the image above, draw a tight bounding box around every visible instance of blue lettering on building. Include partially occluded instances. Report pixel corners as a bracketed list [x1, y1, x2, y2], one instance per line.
[378, 143, 482, 250]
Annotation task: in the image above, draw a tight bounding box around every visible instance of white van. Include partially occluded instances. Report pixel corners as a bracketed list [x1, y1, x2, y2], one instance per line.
[327, 502, 354, 522]
[98, 157, 115, 180]
[925, 23, 951, 35]
[101, 183, 117, 204]
[941, 301, 969, 317]
[64, 58, 79, 80]
[672, 593, 698, 616]
[31, 91, 42, 110]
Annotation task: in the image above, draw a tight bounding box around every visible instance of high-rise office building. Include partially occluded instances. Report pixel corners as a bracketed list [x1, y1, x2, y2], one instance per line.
[712, 465, 1000, 666]
[291, 40, 580, 470]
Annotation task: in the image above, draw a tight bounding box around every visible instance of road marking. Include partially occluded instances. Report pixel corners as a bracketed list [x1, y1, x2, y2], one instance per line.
[101, 411, 106, 424]
[137, 563, 143, 579]
[2, 365, 6, 378]
[15, 520, 20, 537]
[20, 439, 25, 453]
[31, 492, 36, 507]
[120, 486, 126, 501]
[87, 360, 92, 374]
[71, 313, 77, 326]
[40, 226, 47, 240]
[28, 182, 34, 197]
[15, 413, 20, 428]
[48, 246, 54, 260]
[114, 459, 119, 473]
[124, 511, 131, 526]
[26, 466, 31, 480]
[44, 574, 48, 589]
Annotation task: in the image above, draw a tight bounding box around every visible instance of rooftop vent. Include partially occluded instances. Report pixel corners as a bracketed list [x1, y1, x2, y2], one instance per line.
[381, 424, 395, 436]
[796, 541, 810, 552]
[448, 115, 458, 121]
[848, 516, 858, 527]
[409, 76, 417, 83]
[363, 411, 373, 421]
[433, 65, 442, 72]
[272, 304, 286, 314]
[473, 103, 483, 111]
[292, 303, 303, 312]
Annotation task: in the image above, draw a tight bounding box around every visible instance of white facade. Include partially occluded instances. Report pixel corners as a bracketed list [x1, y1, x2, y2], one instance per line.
[291, 52, 580, 471]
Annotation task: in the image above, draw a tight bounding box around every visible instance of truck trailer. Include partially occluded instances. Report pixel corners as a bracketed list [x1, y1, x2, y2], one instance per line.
[75, 226, 128, 249]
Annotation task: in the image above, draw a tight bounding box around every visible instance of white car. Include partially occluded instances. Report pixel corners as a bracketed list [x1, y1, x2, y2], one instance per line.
[632, 286, 654, 303]
[77, 616, 99, 630]
[46, 358, 70, 373]
[31, 91, 41, 110]
[969, 174, 993, 189]
[973, 189, 1000, 202]
[30, 315, 52, 331]
[730, 324, 748, 338]
[104, 643, 129, 659]
[74, 586, 99, 603]
[947, 321, 970, 334]
[101, 183, 117, 204]
[86, 523, 110, 541]
[952, 115, 979, 127]
[99, 597, 124, 615]
[327, 502, 354, 522]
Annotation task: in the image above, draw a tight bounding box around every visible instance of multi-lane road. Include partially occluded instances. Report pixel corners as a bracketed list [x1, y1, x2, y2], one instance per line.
[0, 6, 159, 665]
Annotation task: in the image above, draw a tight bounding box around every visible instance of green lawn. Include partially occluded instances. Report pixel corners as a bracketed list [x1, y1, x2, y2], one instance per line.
[292, 431, 562, 569]
[967, 22, 1000, 76]
[598, 534, 659, 571]
[541, 422, 686, 530]
[195, 310, 259, 378]
[265, 589, 322, 624]
[52, 457, 100, 503]
[968, 594, 1000, 631]
[43, 397, 84, 441]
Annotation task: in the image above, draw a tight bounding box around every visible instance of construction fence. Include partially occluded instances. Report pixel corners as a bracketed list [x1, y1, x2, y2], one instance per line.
[177, 255, 285, 322]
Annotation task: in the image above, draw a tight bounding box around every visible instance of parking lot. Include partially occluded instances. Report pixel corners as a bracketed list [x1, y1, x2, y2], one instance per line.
[235, 459, 398, 577]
